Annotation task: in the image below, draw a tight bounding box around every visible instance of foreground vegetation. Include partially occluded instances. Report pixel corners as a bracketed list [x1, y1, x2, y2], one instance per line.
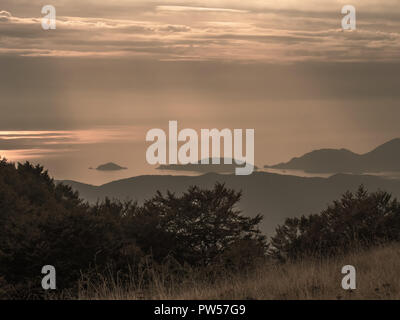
[0, 159, 400, 299]
[78, 244, 400, 300]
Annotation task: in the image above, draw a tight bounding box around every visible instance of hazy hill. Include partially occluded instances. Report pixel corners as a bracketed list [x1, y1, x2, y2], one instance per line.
[62, 171, 400, 236]
[157, 157, 258, 174]
[265, 138, 400, 173]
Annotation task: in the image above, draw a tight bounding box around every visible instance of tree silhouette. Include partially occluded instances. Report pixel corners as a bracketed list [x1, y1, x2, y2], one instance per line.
[269, 185, 400, 261]
[126, 183, 267, 266]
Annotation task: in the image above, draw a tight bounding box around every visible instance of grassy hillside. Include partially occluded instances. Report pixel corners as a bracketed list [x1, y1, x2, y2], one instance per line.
[78, 244, 400, 300]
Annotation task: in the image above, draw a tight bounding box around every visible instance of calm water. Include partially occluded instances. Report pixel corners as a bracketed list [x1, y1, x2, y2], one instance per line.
[262, 168, 400, 180]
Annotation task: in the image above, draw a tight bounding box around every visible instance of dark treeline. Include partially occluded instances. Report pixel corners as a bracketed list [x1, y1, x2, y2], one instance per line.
[1, 159, 400, 299]
[0, 160, 266, 299]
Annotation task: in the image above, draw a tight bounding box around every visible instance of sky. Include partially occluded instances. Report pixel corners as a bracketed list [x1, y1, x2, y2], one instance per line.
[0, 0, 400, 184]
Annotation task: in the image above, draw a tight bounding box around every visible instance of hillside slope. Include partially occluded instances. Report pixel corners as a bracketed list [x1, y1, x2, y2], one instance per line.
[79, 244, 400, 300]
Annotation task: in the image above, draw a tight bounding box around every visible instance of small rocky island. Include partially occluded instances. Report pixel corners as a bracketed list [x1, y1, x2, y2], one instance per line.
[89, 162, 127, 171]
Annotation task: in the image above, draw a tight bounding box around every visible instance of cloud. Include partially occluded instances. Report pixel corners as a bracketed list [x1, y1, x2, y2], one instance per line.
[156, 5, 248, 13]
[0, 128, 144, 160]
[0, 2, 399, 63]
[0, 10, 12, 17]
[0, 10, 12, 22]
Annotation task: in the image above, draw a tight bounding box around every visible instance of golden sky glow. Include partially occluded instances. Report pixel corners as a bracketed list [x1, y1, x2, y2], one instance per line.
[0, 1, 399, 62]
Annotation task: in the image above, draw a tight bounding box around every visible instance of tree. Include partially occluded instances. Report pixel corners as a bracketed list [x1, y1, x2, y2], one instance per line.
[0, 160, 139, 298]
[269, 186, 400, 262]
[126, 183, 267, 266]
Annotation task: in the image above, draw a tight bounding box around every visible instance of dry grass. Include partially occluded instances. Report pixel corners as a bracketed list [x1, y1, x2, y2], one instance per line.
[77, 244, 400, 300]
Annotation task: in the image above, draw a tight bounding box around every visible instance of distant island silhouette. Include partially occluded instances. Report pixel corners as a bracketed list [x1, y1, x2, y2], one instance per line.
[265, 138, 400, 174]
[157, 158, 258, 174]
[90, 162, 127, 171]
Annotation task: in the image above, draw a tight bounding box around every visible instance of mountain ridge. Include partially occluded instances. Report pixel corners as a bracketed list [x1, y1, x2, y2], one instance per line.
[61, 171, 400, 236]
[265, 138, 400, 173]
